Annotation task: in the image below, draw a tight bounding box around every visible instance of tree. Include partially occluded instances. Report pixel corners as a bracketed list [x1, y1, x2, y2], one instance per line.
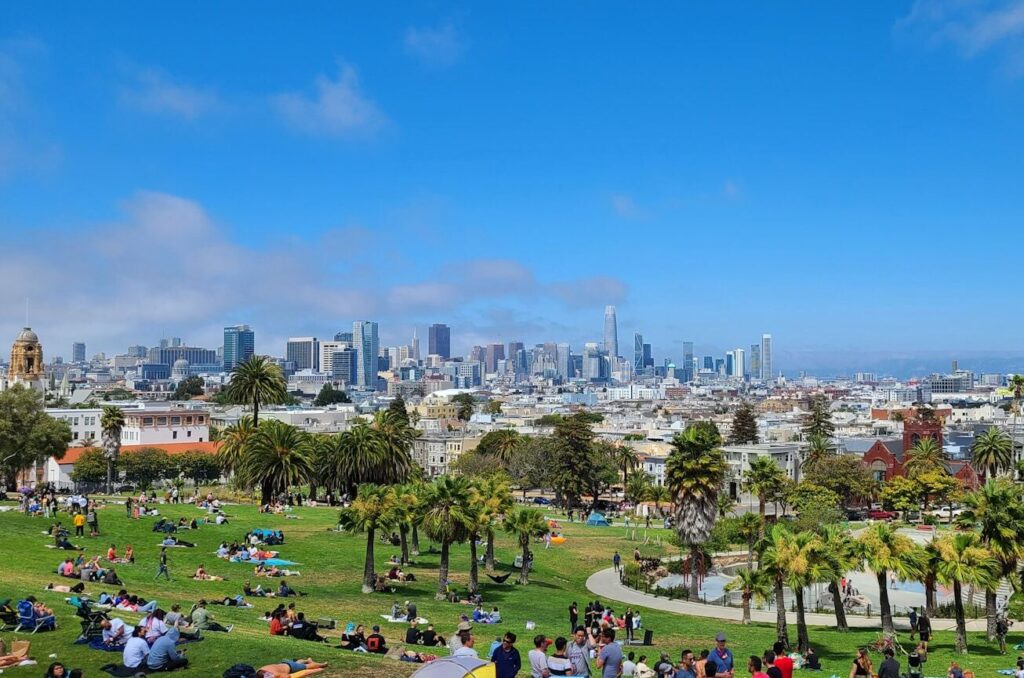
[119, 448, 175, 488]
[802, 433, 835, 475]
[474, 475, 513, 573]
[934, 532, 997, 654]
[476, 430, 522, 466]
[625, 473, 653, 504]
[420, 476, 475, 600]
[99, 405, 125, 494]
[369, 410, 417, 485]
[175, 451, 222, 486]
[880, 475, 922, 515]
[730, 402, 759, 444]
[790, 482, 843, 533]
[227, 356, 287, 426]
[583, 441, 620, 511]
[665, 421, 728, 598]
[314, 383, 351, 407]
[737, 512, 763, 569]
[903, 437, 945, 479]
[610, 444, 639, 488]
[503, 507, 550, 584]
[240, 420, 312, 503]
[648, 485, 671, 515]
[387, 395, 410, 424]
[775, 530, 827, 652]
[550, 413, 598, 510]
[744, 457, 786, 530]
[217, 416, 256, 478]
[801, 395, 834, 439]
[760, 524, 793, 649]
[172, 376, 205, 401]
[820, 525, 860, 631]
[725, 567, 770, 624]
[1009, 375, 1024, 463]
[958, 479, 1024, 641]
[803, 454, 877, 506]
[334, 421, 385, 496]
[0, 384, 72, 490]
[452, 393, 475, 421]
[452, 452, 507, 478]
[392, 483, 422, 566]
[858, 522, 923, 635]
[973, 427, 1013, 479]
[70, 448, 107, 486]
[915, 470, 961, 515]
[484, 399, 502, 416]
[506, 436, 553, 499]
[338, 484, 398, 593]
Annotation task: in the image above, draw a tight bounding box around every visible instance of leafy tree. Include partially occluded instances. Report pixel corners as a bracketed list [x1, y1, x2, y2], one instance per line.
[452, 452, 507, 478]
[314, 383, 351, 406]
[421, 476, 475, 599]
[0, 385, 72, 490]
[573, 411, 604, 424]
[858, 522, 923, 635]
[903, 437, 945, 479]
[725, 567, 771, 625]
[879, 475, 921, 515]
[387, 395, 409, 424]
[451, 393, 476, 421]
[70, 448, 107, 485]
[503, 507, 550, 584]
[623, 433, 645, 442]
[790, 482, 843, 533]
[484, 399, 502, 415]
[172, 376, 205, 401]
[803, 454, 877, 505]
[217, 416, 256, 478]
[973, 426, 1013, 479]
[476, 430, 522, 466]
[240, 420, 312, 503]
[915, 470, 960, 514]
[625, 473, 652, 504]
[583, 441, 621, 510]
[730, 402, 759, 444]
[338, 484, 398, 593]
[100, 405, 125, 494]
[666, 421, 727, 598]
[801, 395, 834, 439]
[102, 388, 134, 401]
[934, 532, 997, 654]
[506, 436, 552, 499]
[119, 448, 175, 489]
[535, 414, 564, 427]
[175, 450, 222, 486]
[550, 413, 597, 509]
[226, 356, 287, 426]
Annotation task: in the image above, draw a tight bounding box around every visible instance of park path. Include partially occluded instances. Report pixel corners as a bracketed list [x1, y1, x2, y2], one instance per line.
[585, 567, 989, 632]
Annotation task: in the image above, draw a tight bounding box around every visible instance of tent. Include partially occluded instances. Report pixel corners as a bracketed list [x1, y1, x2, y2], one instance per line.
[411, 656, 496, 678]
[586, 512, 611, 527]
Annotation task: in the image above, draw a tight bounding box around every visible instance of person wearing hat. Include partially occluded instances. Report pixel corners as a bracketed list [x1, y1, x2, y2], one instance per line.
[450, 621, 472, 653]
[708, 634, 734, 678]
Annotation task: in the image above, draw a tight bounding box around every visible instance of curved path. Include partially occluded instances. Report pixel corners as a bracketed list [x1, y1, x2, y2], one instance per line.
[585, 567, 987, 631]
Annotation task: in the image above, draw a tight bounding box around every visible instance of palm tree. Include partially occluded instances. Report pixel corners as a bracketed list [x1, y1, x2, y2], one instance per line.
[648, 485, 671, 516]
[760, 525, 793, 648]
[920, 540, 941, 617]
[780, 531, 828, 653]
[737, 512, 763, 569]
[307, 433, 340, 503]
[227, 356, 287, 427]
[744, 456, 785, 535]
[217, 415, 256, 478]
[1009, 375, 1024, 466]
[100, 405, 125, 494]
[904, 437, 945, 478]
[370, 410, 417, 485]
[334, 421, 385, 496]
[717, 493, 735, 518]
[479, 430, 522, 466]
[613, 444, 639, 488]
[503, 507, 550, 584]
[820, 525, 860, 632]
[475, 475, 513, 573]
[934, 532, 998, 654]
[665, 422, 728, 599]
[420, 476, 475, 600]
[958, 479, 1024, 640]
[972, 427, 1013, 479]
[725, 567, 771, 624]
[240, 420, 312, 503]
[890, 411, 906, 424]
[338, 484, 399, 593]
[625, 473, 653, 505]
[802, 433, 834, 474]
[392, 483, 421, 566]
[858, 522, 923, 635]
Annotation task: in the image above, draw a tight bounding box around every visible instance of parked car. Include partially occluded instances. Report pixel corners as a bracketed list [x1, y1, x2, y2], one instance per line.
[845, 508, 868, 521]
[930, 506, 964, 520]
[868, 509, 897, 520]
[531, 497, 552, 505]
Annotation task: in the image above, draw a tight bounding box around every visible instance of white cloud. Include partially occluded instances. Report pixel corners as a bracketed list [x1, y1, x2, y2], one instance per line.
[900, 0, 1024, 72]
[273, 61, 386, 137]
[404, 22, 465, 68]
[120, 68, 222, 120]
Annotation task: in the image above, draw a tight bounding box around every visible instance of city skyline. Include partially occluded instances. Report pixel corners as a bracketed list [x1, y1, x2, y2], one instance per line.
[4, 3, 1024, 368]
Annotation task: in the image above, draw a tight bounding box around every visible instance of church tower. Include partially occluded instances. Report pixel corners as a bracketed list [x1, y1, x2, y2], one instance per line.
[6, 327, 46, 392]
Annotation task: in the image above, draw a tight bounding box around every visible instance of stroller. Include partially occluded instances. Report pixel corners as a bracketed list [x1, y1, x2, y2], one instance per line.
[69, 596, 109, 641]
[0, 598, 19, 631]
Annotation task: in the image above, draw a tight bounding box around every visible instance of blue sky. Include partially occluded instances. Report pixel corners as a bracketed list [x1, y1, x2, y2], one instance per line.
[3, 2, 1024, 375]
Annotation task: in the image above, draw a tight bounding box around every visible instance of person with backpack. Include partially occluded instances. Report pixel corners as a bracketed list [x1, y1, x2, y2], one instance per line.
[997, 616, 1011, 655]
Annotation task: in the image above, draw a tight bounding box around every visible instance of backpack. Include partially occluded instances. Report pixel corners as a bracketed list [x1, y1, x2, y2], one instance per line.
[223, 664, 257, 678]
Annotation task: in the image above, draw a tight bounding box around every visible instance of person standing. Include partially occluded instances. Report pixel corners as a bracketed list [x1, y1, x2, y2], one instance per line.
[918, 613, 932, 652]
[677, 650, 697, 678]
[909, 607, 919, 640]
[568, 627, 592, 677]
[625, 608, 634, 643]
[772, 642, 793, 678]
[764, 652, 781, 678]
[709, 633, 734, 678]
[155, 547, 171, 581]
[86, 507, 99, 537]
[613, 551, 622, 573]
[529, 634, 550, 677]
[73, 511, 86, 537]
[596, 628, 623, 678]
[492, 632, 522, 678]
[749, 656, 769, 678]
[997, 616, 1010, 655]
[569, 602, 579, 633]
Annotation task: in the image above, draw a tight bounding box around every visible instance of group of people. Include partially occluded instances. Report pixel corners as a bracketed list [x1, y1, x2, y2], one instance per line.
[268, 603, 327, 643]
[56, 554, 123, 585]
[569, 600, 642, 639]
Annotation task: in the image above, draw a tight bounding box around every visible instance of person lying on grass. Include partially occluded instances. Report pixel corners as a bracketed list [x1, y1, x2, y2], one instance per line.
[193, 564, 226, 581]
[257, 657, 329, 677]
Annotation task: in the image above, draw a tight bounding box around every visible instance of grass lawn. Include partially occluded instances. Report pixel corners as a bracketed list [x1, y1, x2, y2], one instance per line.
[0, 499, 1015, 677]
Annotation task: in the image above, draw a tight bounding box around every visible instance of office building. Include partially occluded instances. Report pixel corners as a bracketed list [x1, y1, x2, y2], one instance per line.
[703, 356, 714, 370]
[223, 325, 255, 372]
[319, 340, 351, 374]
[731, 348, 745, 378]
[331, 346, 357, 383]
[72, 342, 86, 363]
[725, 352, 734, 377]
[411, 328, 420, 361]
[556, 343, 572, 380]
[353, 321, 379, 390]
[428, 323, 451, 360]
[749, 344, 761, 379]
[682, 341, 694, 382]
[286, 337, 319, 372]
[603, 306, 619, 357]
[470, 345, 486, 364]
[334, 331, 353, 343]
[760, 334, 773, 381]
[485, 343, 505, 374]
[158, 346, 217, 368]
[642, 343, 653, 368]
[171, 337, 182, 348]
[633, 333, 644, 373]
[127, 345, 148, 358]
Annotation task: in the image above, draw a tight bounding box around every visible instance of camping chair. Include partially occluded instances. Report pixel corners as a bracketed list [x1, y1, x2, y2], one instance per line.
[486, 572, 511, 584]
[0, 598, 19, 631]
[69, 596, 109, 640]
[16, 599, 56, 633]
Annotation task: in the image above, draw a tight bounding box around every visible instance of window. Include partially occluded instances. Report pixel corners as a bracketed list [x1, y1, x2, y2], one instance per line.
[172, 431, 178, 439]
[157, 417, 167, 426]
[186, 417, 193, 425]
[143, 418, 153, 426]
[187, 430, 192, 437]
[171, 416, 181, 425]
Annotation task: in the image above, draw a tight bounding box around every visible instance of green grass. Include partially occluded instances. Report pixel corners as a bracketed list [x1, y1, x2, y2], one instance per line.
[0, 500, 1015, 677]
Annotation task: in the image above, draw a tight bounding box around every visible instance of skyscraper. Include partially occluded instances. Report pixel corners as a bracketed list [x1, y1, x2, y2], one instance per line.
[633, 333, 644, 373]
[223, 325, 254, 372]
[286, 336, 319, 371]
[732, 348, 745, 378]
[72, 342, 86, 363]
[411, 328, 420, 362]
[725, 352, 734, 377]
[682, 341, 694, 382]
[556, 343, 572, 380]
[353, 321, 379, 390]
[485, 343, 505, 373]
[334, 331, 353, 343]
[760, 333, 773, 381]
[703, 356, 714, 370]
[642, 343, 653, 368]
[428, 323, 451, 359]
[603, 306, 619, 358]
[749, 344, 761, 379]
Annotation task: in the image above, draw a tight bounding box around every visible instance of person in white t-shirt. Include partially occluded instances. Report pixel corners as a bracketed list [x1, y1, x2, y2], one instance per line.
[529, 634, 551, 677]
[122, 627, 150, 669]
[453, 631, 479, 658]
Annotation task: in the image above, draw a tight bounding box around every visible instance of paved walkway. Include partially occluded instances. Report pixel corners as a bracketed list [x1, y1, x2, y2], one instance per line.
[585, 567, 989, 631]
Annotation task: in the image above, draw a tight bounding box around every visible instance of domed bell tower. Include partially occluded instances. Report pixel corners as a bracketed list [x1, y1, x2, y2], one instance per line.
[7, 327, 46, 392]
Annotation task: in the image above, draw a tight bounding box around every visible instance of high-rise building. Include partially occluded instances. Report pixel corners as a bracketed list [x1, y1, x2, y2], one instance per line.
[703, 356, 714, 370]
[732, 348, 745, 378]
[127, 345, 148, 358]
[485, 343, 505, 374]
[749, 344, 761, 379]
[286, 337, 319, 371]
[470, 345, 486, 364]
[331, 346, 357, 383]
[760, 334, 773, 381]
[171, 337, 183, 348]
[72, 342, 86, 363]
[633, 333, 644, 373]
[353, 321, 379, 390]
[603, 306, 619, 358]
[642, 343, 653, 368]
[556, 343, 572, 380]
[223, 325, 254, 372]
[411, 328, 420, 361]
[583, 342, 606, 381]
[334, 331, 353, 343]
[725, 352, 734, 377]
[319, 340, 351, 374]
[682, 341, 694, 382]
[428, 323, 451, 359]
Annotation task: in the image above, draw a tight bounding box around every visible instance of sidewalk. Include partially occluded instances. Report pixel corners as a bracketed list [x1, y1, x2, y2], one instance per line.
[585, 567, 989, 631]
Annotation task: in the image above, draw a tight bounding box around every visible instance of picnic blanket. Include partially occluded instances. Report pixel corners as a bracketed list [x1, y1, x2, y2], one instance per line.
[156, 543, 191, 548]
[231, 557, 297, 567]
[380, 614, 429, 624]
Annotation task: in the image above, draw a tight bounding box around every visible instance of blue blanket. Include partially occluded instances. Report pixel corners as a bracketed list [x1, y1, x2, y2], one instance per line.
[231, 557, 297, 566]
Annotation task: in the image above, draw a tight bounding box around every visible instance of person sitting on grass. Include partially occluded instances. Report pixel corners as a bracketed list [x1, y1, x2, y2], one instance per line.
[193, 564, 225, 581]
[245, 580, 274, 597]
[420, 624, 444, 647]
[288, 612, 327, 643]
[406, 621, 422, 645]
[256, 658, 329, 678]
[161, 535, 195, 548]
[365, 625, 388, 654]
[269, 609, 288, 636]
[340, 623, 368, 652]
[101, 618, 134, 647]
[123, 626, 150, 671]
[165, 603, 201, 640]
[147, 626, 189, 672]
[190, 599, 233, 633]
[278, 580, 304, 597]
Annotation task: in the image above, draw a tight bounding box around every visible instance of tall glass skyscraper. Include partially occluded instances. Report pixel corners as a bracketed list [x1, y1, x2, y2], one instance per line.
[633, 333, 644, 373]
[682, 341, 694, 382]
[603, 306, 619, 358]
[223, 325, 254, 372]
[428, 323, 451, 359]
[353, 321, 379, 390]
[760, 333, 773, 381]
[72, 342, 86, 363]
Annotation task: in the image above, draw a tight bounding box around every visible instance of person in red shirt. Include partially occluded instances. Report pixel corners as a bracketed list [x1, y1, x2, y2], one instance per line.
[773, 642, 794, 678]
[269, 611, 286, 636]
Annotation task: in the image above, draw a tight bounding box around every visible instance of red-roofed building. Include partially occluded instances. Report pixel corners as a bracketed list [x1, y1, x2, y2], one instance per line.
[34, 441, 221, 489]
